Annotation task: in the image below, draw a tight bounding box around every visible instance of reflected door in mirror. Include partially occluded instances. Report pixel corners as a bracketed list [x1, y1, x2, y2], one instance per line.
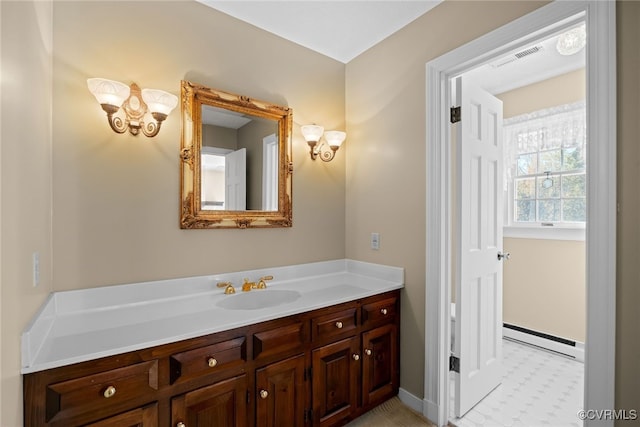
[180, 81, 292, 229]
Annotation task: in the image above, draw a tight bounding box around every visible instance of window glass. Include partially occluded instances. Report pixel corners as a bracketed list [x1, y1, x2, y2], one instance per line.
[504, 101, 586, 225]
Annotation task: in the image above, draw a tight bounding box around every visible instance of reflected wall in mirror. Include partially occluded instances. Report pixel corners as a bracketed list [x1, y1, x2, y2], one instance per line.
[180, 81, 292, 229]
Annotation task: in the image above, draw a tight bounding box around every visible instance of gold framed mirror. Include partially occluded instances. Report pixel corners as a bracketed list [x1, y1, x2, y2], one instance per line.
[180, 81, 292, 229]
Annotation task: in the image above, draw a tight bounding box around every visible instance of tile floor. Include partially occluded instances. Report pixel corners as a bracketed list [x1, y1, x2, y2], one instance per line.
[450, 339, 584, 427]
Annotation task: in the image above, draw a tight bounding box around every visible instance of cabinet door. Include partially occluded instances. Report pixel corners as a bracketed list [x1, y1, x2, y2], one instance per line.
[171, 374, 248, 427]
[312, 337, 359, 427]
[256, 354, 305, 427]
[362, 324, 398, 407]
[83, 403, 157, 427]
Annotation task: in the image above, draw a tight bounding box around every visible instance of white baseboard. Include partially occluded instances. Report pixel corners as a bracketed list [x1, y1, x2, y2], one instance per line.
[423, 397, 442, 426]
[397, 387, 423, 413]
[503, 325, 585, 362]
[397, 388, 442, 426]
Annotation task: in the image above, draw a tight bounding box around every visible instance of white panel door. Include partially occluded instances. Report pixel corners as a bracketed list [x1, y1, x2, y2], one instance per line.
[454, 76, 504, 417]
[225, 148, 246, 210]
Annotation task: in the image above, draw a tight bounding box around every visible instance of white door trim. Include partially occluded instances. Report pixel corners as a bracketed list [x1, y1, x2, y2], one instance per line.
[424, 2, 616, 426]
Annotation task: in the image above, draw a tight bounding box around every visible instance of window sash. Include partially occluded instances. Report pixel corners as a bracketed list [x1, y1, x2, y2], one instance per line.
[505, 101, 586, 226]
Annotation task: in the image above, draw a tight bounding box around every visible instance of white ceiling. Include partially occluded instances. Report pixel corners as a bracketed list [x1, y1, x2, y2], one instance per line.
[197, 0, 442, 63]
[197, 1, 585, 95]
[463, 23, 586, 95]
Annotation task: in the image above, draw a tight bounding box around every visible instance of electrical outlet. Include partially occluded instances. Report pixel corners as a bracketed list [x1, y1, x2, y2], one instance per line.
[371, 233, 380, 250]
[33, 252, 40, 287]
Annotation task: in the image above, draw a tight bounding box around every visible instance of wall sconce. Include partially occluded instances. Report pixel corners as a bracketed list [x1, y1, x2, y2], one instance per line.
[301, 125, 346, 162]
[87, 78, 178, 138]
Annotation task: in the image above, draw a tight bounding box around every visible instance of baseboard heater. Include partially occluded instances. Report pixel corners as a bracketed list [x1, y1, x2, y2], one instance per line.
[503, 323, 584, 362]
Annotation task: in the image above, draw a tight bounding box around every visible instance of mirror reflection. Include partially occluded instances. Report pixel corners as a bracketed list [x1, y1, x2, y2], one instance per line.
[200, 105, 279, 211]
[180, 81, 293, 229]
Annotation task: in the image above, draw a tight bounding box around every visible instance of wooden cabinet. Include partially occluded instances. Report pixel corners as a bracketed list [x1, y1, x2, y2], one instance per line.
[311, 294, 399, 427]
[255, 354, 306, 427]
[171, 374, 248, 427]
[24, 290, 400, 427]
[362, 324, 398, 407]
[312, 337, 360, 427]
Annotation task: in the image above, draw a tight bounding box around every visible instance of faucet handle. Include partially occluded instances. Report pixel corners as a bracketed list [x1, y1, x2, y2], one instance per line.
[257, 275, 273, 289]
[217, 282, 236, 294]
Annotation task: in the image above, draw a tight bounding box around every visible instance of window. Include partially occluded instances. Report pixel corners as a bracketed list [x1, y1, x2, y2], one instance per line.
[504, 101, 586, 227]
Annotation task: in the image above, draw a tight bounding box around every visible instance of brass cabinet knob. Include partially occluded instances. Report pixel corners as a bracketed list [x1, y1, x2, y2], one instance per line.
[352, 353, 360, 361]
[365, 349, 372, 356]
[380, 308, 388, 315]
[177, 422, 186, 427]
[335, 321, 343, 329]
[260, 389, 269, 399]
[208, 357, 218, 368]
[103, 385, 116, 398]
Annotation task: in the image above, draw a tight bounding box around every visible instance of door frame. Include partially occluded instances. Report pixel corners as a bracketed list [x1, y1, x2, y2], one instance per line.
[424, 2, 616, 426]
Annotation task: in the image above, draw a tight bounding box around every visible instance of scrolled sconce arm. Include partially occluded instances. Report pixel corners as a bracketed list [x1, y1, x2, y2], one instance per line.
[319, 145, 339, 162]
[101, 104, 128, 134]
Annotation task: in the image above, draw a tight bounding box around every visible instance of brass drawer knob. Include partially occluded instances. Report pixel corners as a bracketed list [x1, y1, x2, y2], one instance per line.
[365, 349, 372, 356]
[103, 385, 116, 398]
[177, 422, 186, 427]
[208, 357, 218, 368]
[335, 321, 343, 329]
[380, 308, 388, 315]
[260, 389, 269, 399]
[352, 353, 360, 361]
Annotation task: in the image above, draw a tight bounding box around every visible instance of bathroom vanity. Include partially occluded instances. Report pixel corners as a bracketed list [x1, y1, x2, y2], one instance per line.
[22, 260, 403, 426]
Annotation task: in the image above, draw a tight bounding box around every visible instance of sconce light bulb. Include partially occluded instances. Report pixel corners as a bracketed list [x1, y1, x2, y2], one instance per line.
[87, 78, 130, 108]
[301, 124, 324, 143]
[324, 130, 346, 149]
[141, 88, 179, 116]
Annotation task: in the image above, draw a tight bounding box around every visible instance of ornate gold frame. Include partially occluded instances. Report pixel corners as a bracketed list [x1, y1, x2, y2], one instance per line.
[180, 81, 293, 229]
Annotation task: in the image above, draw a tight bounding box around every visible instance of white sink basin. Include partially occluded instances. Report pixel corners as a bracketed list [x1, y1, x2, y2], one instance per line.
[216, 289, 301, 310]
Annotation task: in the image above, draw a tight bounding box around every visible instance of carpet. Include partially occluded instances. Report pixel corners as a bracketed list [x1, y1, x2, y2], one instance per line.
[345, 397, 437, 427]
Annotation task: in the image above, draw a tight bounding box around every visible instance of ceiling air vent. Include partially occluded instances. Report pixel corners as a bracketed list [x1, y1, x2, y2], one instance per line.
[490, 45, 544, 68]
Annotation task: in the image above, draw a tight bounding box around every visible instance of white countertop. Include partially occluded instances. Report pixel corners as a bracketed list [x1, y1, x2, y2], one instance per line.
[21, 259, 404, 374]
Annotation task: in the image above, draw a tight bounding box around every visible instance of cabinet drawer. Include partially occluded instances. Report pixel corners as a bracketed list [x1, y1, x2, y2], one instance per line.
[170, 336, 246, 384]
[253, 321, 307, 360]
[362, 296, 398, 327]
[45, 360, 158, 423]
[84, 402, 158, 427]
[312, 308, 357, 341]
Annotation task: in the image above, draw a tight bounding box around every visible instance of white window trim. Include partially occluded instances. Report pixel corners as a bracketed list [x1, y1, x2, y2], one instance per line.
[504, 224, 585, 241]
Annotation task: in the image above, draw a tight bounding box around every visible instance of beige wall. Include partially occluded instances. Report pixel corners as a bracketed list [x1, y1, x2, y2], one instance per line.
[1, 1, 54, 424]
[615, 0, 640, 421]
[503, 238, 585, 342]
[345, 0, 550, 401]
[499, 68, 585, 117]
[498, 69, 586, 342]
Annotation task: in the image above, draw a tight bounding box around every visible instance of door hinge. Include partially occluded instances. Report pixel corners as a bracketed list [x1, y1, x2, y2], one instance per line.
[450, 106, 461, 123]
[304, 367, 312, 381]
[247, 390, 251, 404]
[449, 355, 460, 373]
